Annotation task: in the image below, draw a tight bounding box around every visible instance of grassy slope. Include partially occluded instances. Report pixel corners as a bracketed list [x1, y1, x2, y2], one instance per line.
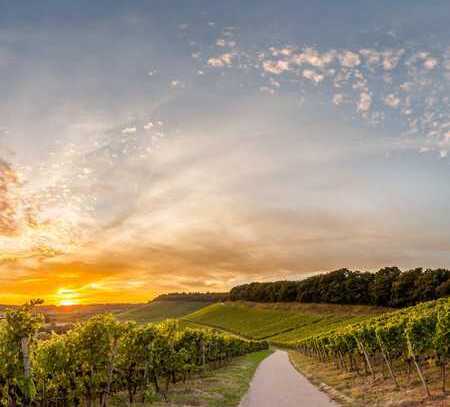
[111, 349, 272, 407]
[183, 301, 390, 343]
[117, 301, 212, 324]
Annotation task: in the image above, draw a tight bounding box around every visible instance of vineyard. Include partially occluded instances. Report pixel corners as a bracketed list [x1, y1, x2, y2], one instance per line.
[0, 301, 267, 406]
[184, 302, 387, 342]
[293, 297, 450, 399]
[117, 300, 211, 324]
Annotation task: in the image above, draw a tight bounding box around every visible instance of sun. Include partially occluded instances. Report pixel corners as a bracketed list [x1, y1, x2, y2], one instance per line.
[56, 288, 80, 306]
[59, 299, 78, 306]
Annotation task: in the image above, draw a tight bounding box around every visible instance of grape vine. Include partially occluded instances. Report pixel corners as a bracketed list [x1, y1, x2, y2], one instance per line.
[0, 304, 267, 406]
[295, 297, 450, 398]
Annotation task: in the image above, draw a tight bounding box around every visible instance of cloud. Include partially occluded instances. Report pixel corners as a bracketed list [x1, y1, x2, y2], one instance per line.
[207, 57, 225, 67]
[170, 80, 184, 88]
[360, 49, 381, 66]
[208, 53, 234, 67]
[259, 86, 275, 95]
[357, 92, 372, 113]
[444, 131, 450, 143]
[262, 60, 290, 74]
[200, 35, 450, 155]
[384, 94, 400, 108]
[333, 94, 344, 105]
[339, 51, 361, 68]
[1, 107, 449, 304]
[424, 57, 438, 70]
[302, 69, 324, 83]
[0, 112, 169, 269]
[0, 158, 21, 236]
[3, 16, 450, 304]
[0, 154, 86, 263]
[382, 49, 404, 70]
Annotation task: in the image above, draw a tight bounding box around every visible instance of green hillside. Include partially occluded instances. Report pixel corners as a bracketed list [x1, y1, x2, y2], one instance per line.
[117, 300, 211, 324]
[183, 301, 391, 343]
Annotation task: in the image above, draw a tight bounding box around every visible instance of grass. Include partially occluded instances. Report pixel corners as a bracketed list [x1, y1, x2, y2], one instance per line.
[289, 351, 448, 407]
[183, 301, 389, 343]
[111, 349, 272, 406]
[117, 301, 212, 324]
[270, 315, 371, 343]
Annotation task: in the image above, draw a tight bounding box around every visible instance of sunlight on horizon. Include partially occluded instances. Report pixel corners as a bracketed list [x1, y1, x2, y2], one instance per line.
[0, 1, 450, 305]
[55, 288, 81, 306]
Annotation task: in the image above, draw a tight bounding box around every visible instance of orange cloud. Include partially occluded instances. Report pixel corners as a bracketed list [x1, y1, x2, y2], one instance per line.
[1, 116, 450, 305]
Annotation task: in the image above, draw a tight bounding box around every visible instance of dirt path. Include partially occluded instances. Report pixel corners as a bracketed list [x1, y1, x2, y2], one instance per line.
[239, 350, 339, 407]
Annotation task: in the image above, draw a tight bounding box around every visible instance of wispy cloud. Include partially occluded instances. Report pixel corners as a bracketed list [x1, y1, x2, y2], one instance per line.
[208, 53, 234, 67]
[1, 5, 450, 304]
[202, 36, 450, 156]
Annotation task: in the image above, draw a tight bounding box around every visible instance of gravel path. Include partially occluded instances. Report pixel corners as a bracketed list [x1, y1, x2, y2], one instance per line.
[239, 350, 339, 407]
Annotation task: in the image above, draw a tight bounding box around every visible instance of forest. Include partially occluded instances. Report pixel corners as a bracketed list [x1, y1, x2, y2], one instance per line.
[151, 292, 228, 303]
[229, 267, 450, 307]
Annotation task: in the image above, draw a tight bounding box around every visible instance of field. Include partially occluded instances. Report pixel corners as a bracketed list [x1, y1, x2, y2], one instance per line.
[117, 300, 213, 324]
[182, 301, 390, 343]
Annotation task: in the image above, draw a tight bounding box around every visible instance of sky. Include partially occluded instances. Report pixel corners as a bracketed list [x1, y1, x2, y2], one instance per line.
[1, 0, 450, 305]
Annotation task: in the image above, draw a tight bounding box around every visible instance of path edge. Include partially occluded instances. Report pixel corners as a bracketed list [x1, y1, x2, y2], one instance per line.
[287, 351, 357, 406]
[238, 348, 274, 407]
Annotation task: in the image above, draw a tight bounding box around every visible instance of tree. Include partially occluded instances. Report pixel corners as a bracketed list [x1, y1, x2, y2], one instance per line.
[390, 268, 423, 307]
[369, 267, 401, 306]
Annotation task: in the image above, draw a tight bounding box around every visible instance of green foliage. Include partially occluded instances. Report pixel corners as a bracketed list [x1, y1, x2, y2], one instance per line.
[117, 301, 211, 324]
[0, 304, 267, 406]
[294, 297, 450, 397]
[152, 292, 228, 303]
[184, 302, 383, 342]
[0, 300, 44, 406]
[230, 267, 450, 307]
[435, 305, 450, 360]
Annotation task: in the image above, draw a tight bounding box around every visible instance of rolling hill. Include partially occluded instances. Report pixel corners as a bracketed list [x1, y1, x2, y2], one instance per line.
[117, 300, 212, 324]
[182, 301, 391, 344]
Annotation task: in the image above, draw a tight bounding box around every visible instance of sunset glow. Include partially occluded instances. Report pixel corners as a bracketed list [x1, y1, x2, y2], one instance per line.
[55, 289, 81, 307]
[58, 300, 79, 307]
[1, 1, 450, 305]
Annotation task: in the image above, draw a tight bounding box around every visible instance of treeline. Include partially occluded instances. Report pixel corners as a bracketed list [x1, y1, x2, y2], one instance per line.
[230, 267, 450, 308]
[0, 301, 267, 406]
[153, 292, 229, 303]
